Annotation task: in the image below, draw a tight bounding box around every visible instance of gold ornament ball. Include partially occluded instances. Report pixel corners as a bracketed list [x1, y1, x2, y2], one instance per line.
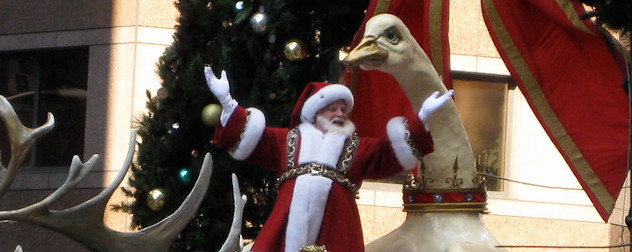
[156, 87, 168, 100]
[283, 40, 307, 61]
[147, 188, 166, 211]
[201, 104, 222, 126]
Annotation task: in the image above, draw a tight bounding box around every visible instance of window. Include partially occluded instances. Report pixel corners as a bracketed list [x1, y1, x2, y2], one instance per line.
[0, 48, 88, 169]
[452, 72, 512, 191]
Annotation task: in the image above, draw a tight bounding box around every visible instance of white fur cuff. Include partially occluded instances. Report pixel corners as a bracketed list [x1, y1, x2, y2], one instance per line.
[386, 117, 418, 170]
[230, 108, 265, 160]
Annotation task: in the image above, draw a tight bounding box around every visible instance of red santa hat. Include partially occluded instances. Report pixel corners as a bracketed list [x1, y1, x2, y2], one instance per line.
[289, 82, 354, 128]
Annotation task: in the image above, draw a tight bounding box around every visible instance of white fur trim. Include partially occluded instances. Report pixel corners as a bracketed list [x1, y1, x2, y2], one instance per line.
[301, 84, 354, 123]
[285, 175, 333, 252]
[297, 123, 323, 165]
[386, 117, 418, 170]
[297, 123, 347, 169]
[283, 122, 348, 250]
[230, 108, 265, 160]
[317, 132, 347, 168]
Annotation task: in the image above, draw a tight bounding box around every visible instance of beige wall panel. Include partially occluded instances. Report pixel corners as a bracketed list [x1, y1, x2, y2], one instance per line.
[85, 44, 135, 173]
[482, 214, 610, 250]
[132, 43, 169, 117]
[105, 188, 135, 232]
[0, 32, 57, 51]
[0, 0, 178, 35]
[449, 0, 499, 58]
[610, 176, 630, 226]
[0, 0, 117, 35]
[359, 205, 406, 244]
[610, 225, 629, 250]
[137, 0, 180, 28]
[110, 0, 139, 27]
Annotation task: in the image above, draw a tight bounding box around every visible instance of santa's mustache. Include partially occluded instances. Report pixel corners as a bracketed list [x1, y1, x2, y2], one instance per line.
[316, 116, 355, 136]
[331, 117, 345, 125]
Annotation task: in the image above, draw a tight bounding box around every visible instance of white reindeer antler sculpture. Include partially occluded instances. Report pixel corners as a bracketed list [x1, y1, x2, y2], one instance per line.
[219, 173, 248, 252]
[0, 95, 246, 252]
[0, 96, 55, 200]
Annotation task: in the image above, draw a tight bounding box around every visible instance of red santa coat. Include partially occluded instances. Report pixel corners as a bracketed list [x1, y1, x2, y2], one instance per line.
[213, 106, 434, 252]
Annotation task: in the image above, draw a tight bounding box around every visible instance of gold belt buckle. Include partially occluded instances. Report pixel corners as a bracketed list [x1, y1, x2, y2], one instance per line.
[310, 163, 323, 175]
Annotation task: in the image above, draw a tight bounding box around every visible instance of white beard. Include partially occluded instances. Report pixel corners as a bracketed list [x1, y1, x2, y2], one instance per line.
[316, 115, 356, 137]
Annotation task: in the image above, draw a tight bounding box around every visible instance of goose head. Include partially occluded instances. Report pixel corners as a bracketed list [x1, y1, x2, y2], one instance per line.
[344, 14, 421, 74]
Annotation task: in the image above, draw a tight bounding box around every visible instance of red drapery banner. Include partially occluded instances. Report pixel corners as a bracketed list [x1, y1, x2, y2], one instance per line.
[346, 0, 451, 138]
[482, 0, 629, 221]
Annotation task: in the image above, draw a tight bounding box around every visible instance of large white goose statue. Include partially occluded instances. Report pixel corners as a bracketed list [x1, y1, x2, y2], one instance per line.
[344, 14, 506, 252]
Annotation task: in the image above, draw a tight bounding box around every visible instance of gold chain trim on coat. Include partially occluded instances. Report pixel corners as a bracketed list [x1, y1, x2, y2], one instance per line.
[300, 245, 328, 252]
[286, 128, 299, 170]
[228, 109, 251, 153]
[279, 128, 359, 195]
[338, 133, 359, 170]
[277, 163, 359, 195]
[403, 119, 423, 159]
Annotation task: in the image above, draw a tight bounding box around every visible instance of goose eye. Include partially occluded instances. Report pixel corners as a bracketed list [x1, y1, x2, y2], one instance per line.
[384, 30, 398, 43]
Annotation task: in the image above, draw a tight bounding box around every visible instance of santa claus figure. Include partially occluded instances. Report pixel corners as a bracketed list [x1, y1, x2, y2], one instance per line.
[204, 66, 452, 252]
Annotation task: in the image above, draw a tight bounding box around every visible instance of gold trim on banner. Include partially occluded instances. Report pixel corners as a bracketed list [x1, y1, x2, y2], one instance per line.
[482, 0, 614, 217]
[555, 0, 594, 35]
[429, 0, 445, 77]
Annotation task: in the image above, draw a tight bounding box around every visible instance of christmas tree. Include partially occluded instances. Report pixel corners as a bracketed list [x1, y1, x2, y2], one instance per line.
[118, 0, 369, 250]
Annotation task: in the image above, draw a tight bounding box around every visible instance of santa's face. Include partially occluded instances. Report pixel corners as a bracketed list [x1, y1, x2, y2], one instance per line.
[314, 100, 355, 136]
[317, 100, 347, 125]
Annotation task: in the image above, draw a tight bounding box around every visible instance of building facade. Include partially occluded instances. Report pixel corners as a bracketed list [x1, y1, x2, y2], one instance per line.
[0, 1, 177, 251]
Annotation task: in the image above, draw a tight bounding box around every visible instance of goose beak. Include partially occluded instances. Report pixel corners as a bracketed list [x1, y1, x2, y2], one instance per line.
[343, 37, 388, 67]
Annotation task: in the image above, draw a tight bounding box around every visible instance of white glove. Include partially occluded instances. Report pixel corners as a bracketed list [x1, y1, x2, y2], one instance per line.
[418, 89, 454, 121]
[204, 66, 237, 126]
[204, 66, 235, 106]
